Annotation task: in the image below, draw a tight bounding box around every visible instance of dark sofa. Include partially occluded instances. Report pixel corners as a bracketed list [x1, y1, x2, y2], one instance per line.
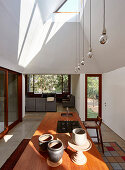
[25, 93, 57, 112]
[62, 94, 75, 108]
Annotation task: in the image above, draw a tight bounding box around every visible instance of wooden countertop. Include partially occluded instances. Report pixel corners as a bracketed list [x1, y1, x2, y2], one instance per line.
[14, 112, 108, 170]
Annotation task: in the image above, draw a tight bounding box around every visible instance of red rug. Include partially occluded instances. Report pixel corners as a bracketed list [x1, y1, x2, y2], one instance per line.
[1, 139, 30, 170]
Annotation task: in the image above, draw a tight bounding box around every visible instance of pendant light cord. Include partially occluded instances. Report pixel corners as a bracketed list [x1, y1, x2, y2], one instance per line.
[103, 0, 106, 33]
[90, 0, 91, 50]
[79, 13, 80, 64]
[76, 10, 78, 66]
[83, 0, 84, 60]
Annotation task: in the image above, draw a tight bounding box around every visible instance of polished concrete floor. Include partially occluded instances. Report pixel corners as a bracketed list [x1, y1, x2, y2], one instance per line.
[0, 103, 125, 168]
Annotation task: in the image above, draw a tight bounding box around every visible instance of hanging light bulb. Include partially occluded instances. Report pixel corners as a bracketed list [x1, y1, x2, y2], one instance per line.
[99, 29, 107, 44]
[77, 63, 81, 70]
[87, 0, 93, 58]
[75, 66, 78, 73]
[87, 48, 93, 58]
[99, 0, 107, 44]
[81, 59, 85, 65]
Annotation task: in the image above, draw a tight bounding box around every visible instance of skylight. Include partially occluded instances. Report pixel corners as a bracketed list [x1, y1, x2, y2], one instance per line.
[57, 0, 80, 13]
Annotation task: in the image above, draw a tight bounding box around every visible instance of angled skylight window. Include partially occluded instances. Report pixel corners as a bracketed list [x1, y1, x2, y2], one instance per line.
[56, 0, 80, 13]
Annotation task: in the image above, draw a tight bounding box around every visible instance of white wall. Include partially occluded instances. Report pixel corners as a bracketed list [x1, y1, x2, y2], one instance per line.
[79, 74, 85, 121]
[71, 74, 85, 121]
[0, 57, 23, 73]
[102, 67, 125, 140]
[71, 74, 80, 114]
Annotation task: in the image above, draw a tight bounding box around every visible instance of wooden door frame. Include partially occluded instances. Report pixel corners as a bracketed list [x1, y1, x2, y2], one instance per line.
[0, 68, 8, 137]
[0, 67, 22, 139]
[85, 74, 102, 121]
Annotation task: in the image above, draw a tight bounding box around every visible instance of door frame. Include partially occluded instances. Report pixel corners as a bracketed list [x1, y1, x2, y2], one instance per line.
[85, 74, 102, 121]
[0, 67, 22, 139]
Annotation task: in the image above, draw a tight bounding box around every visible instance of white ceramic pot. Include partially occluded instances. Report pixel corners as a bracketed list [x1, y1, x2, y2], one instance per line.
[72, 128, 87, 146]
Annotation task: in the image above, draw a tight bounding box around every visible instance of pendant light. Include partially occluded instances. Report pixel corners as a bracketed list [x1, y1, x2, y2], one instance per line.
[81, 0, 85, 65]
[87, 0, 93, 58]
[75, 5, 80, 72]
[81, 59, 85, 65]
[75, 66, 78, 73]
[99, 0, 107, 44]
[77, 63, 80, 70]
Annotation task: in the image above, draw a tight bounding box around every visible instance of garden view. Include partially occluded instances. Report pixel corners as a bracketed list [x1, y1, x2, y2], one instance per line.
[87, 77, 99, 118]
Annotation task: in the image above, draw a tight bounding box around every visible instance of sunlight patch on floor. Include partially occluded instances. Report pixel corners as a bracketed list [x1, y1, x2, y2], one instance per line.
[3, 135, 13, 142]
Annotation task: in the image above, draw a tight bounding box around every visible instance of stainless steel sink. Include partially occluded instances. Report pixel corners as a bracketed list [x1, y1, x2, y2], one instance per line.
[61, 113, 73, 117]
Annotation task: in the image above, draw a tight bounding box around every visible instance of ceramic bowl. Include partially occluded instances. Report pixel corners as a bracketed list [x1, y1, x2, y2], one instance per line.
[72, 128, 87, 146]
[39, 134, 53, 152]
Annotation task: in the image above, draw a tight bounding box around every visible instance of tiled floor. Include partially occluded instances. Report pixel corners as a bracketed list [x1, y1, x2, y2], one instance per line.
[96, 142, 125, 169]
[0, 103, 125, 168]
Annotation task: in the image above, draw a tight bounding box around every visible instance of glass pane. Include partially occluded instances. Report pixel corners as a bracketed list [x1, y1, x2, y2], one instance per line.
[34, 75, 43, 94]
[8, 73, 18, 126]
[27, 75, 33, 92]
[58, 0, 80, 12]
[34, 75, 62, 94]
[87, 77, 99, 119]
[63, 75, 69, 93]
[0, 70, 6, 133]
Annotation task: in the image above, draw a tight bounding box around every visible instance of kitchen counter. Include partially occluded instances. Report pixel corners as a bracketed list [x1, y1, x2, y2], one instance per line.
[14, 112, 108, 170]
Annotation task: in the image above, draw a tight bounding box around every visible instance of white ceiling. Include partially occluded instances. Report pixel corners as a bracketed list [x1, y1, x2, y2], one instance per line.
[0, 0, 125, 74]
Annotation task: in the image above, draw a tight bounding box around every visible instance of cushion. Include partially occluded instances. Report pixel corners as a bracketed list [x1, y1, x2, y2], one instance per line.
[47, 97, 54, 102]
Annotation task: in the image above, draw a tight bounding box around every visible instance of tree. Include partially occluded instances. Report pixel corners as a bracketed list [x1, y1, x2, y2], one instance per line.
[29, 75, 69, 94]
[87, 77, 99, 107]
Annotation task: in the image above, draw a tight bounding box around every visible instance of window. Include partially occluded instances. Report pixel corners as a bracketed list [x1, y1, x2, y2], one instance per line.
[27, 75, 33, 92]
[0, 67, 22, 138]
[56, 0, 80, 13]
[26, 74, 71, 95]
[63, 75, 69, 93]
[85, 74, 102, 120]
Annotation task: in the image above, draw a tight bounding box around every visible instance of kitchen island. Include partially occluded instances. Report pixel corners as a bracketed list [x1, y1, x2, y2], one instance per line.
[14, 112, 108, 170]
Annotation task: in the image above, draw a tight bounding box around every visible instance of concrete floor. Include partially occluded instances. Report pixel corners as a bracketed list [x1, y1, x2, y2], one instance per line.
[0, 103, 125, 168]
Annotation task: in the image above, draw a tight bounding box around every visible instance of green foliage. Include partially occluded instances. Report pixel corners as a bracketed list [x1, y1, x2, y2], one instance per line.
[87, 107, 96, 114]
[28, 75, 69, 94]
[87, 108, 98, 118]
[87, 77, 99, 99]
[63, 75, 69, 92]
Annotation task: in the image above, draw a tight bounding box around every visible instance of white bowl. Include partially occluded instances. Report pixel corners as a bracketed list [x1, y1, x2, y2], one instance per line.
[72, 128, 87, 146]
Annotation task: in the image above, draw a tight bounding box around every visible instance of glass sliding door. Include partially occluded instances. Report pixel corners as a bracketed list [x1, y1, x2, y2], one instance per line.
[8, 72, 18, 126]
[85, 74, 102, 120]
[0, 70, 6, 133]
[0, 67, 22, 139]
